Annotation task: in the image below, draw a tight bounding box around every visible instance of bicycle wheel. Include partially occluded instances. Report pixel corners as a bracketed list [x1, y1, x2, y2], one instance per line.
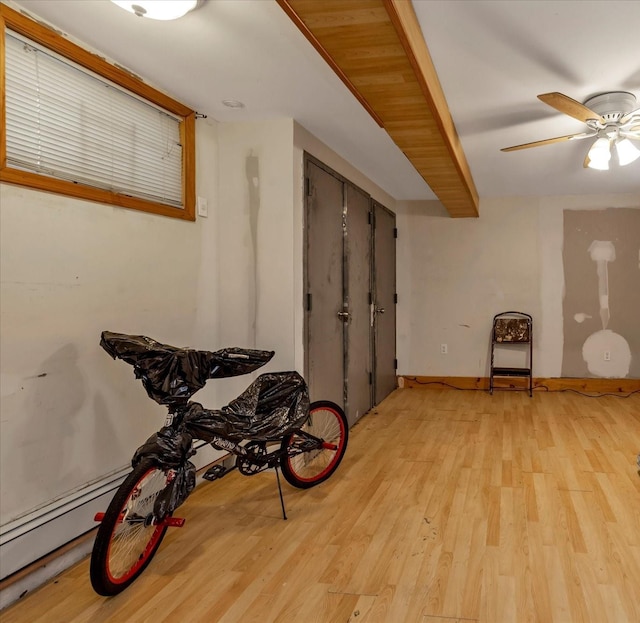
[280, 400, 348, 489]
[90, 459, 172, 596]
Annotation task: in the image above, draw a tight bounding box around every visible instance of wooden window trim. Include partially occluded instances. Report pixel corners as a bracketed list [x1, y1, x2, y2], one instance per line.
[0, 4, 196, 221]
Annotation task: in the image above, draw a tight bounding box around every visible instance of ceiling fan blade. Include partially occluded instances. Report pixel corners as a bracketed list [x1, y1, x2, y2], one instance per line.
[501, 132, 594, 152]
[538, 92, 605, 124]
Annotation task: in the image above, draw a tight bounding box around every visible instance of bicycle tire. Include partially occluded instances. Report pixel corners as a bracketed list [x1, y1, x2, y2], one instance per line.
[280, 400, 348, 489]
[90, 459, 172, 596]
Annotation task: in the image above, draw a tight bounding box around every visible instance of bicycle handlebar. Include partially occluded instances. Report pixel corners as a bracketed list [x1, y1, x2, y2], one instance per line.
[100, 331, 275, 405]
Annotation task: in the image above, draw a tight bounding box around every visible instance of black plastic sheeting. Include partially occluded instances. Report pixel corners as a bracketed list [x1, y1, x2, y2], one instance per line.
[104, 332, 311, 515]
[132, 427, 195, 467]
[153, 461, 196, 519]
[132, 427, 197, 518]
[129, 374, 310, 516]
[100, 331, 274, 406]
[184, 371, 310, 442]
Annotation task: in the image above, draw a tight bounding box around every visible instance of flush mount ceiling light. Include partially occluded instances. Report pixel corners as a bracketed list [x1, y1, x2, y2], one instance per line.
[502, 91, 640, 170]
[111, 0, 202, 20]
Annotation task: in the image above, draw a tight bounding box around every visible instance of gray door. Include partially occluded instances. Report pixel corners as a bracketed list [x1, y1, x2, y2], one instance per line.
[305, 160, 344, 408]
[373, 202, 397, 405]
[345, 184, 372, 424]
[305, 157, 374, 425]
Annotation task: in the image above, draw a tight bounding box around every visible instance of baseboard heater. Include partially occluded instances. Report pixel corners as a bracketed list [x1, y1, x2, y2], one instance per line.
[0, 467, 128, 581]
[0, 442, 223, 581]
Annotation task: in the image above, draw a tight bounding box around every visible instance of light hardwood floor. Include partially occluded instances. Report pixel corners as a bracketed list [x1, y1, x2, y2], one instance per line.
[3, 388, 640, 623]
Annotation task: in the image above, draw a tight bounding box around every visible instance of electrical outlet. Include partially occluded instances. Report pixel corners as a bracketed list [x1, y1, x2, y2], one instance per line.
[604, 351, 611, 361]
[440, 344, 448, 355]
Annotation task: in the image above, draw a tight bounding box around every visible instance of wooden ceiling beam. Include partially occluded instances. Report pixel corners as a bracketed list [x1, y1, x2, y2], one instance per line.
[277, 0, 479, 218]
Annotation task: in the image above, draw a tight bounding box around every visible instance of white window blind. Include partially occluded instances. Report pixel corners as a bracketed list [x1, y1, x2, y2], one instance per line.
[4, 31, 184, 208]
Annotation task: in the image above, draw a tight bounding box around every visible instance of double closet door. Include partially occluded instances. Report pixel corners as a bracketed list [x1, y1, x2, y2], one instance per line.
[305, 156, 396, 426]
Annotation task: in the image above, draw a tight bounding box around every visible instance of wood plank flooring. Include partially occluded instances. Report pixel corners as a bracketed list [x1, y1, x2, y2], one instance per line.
[3, 388, 640, 622]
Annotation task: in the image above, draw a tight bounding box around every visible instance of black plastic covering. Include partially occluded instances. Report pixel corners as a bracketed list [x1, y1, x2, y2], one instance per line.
[132, 427, 196, 518]
[184, 372, 310, 442]
[132, 426, 194, 467]
[100, 331, 274, 406]
[153, 461, 196, 519]
[104, 332, 311, 515]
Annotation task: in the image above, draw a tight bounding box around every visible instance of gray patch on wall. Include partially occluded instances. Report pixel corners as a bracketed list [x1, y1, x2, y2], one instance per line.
[246, 153, 260, 347]
[562, 208, 640, 378]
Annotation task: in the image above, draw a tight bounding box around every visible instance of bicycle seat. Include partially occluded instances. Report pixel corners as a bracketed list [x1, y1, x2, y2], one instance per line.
[100, 331, 274, 406]
[184, 371, 310, 442]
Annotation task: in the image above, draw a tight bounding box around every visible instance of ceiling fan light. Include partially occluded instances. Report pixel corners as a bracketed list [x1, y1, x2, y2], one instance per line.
[587, 158, 609, 171]
[615, 138, 640, 166]
[111, 1, 199, 20]
[587, 137, 611, 168]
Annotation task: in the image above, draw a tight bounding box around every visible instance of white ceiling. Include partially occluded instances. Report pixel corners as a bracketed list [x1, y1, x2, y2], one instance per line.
[7, 0, 640, 204]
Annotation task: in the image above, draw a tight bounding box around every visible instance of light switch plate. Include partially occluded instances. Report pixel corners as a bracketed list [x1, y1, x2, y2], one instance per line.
[197, 196, 208, 217]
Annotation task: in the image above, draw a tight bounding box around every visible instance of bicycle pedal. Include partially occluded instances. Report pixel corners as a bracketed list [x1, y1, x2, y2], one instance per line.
[202, 464, 228, 481]
[165, 517, 186, 528]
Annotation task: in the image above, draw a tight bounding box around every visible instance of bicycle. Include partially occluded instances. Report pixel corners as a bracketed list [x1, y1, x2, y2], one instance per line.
[90, 331, 348, 596]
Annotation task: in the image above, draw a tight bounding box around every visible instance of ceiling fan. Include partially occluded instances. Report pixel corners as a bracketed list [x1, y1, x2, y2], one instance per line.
[501, 91, 640, 170]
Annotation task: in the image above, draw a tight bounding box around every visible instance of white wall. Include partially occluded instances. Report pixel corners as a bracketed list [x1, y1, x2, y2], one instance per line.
[215, 119, 297, 403]
[396, 193, 640, 378]
[0, 119, 219, 528]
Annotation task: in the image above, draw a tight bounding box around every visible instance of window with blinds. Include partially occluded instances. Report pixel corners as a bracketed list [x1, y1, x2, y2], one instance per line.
[0, 5, 196, 220]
